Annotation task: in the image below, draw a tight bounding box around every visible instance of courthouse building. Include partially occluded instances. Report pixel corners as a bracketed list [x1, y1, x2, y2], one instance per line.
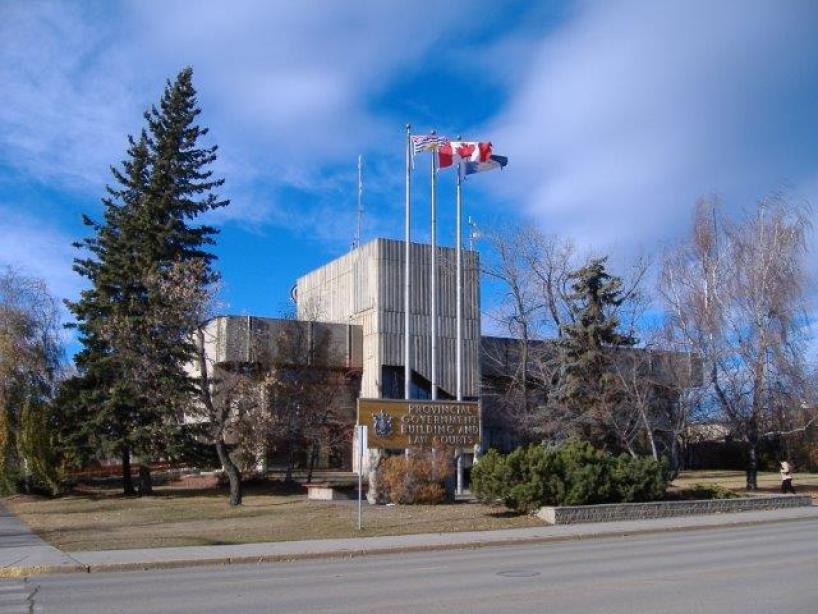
[200, 237, 494, 472]
[199, 237, 697, 473]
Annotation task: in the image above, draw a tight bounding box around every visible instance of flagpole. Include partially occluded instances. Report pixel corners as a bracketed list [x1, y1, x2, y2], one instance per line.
[430, 130, 438, 401]
[404, 124, 412, 401]
[455, 150, 464, 495]
[455, 162, 463, 403]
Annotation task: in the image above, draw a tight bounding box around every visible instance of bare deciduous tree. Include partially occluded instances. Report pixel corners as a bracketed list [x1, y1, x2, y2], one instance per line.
[257, 311, 358, 483]
[482, 224, 650, 448]
[661, 197, 814, 489]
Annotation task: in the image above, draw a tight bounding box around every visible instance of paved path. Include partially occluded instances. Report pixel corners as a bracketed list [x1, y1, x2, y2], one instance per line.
[0, 503, 82, 575]
[14, 518, 818, 613]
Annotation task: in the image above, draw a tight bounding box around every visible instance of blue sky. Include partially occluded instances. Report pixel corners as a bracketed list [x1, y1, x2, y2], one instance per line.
[2, 1, 818, 358]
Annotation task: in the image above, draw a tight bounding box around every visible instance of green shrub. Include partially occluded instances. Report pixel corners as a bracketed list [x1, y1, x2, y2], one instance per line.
[472, 441, 671, 513]
[555, 440, 615, 506]
[471, 448, 509, 505]
[611, 454, 670, 503]
[504, 445, 553, 513]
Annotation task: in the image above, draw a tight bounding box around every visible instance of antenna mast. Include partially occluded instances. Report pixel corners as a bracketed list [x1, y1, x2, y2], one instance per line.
[467, 215, 481, 251]
[354, 154, 364, 249]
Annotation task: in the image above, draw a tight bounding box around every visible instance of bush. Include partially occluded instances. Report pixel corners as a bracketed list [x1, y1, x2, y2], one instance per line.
[377, 451, 453, 504]
[472, 441, 671, 513]
[611, 454, 670, 503]
[470, 448, 508, 505]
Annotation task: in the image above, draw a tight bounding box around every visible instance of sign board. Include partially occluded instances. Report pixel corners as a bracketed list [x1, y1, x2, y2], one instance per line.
[357, 398, 480, 449]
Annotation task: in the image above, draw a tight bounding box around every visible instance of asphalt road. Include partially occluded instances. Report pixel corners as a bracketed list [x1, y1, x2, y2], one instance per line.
[4, 519, 818, 613]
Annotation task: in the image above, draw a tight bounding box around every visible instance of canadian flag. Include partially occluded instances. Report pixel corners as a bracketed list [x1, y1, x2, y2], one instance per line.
[438, 141, 493, 169]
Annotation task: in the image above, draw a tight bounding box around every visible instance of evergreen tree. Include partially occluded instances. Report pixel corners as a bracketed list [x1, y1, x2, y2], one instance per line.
[66, 68, 228, 495]
[67, 134, 153, 495]
[554, 258, 636, 446]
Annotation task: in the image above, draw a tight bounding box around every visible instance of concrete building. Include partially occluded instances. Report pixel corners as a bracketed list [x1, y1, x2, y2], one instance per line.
[196, 237, 698, 476]
[295, 238, 480, 401]
[189, 315, 364, 470]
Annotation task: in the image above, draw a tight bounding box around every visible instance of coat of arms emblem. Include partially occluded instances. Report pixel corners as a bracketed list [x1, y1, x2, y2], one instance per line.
[372, 410, 394, 438]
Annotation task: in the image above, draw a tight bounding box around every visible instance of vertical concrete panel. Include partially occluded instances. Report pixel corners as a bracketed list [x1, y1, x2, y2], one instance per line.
[295, 238, 481, 399]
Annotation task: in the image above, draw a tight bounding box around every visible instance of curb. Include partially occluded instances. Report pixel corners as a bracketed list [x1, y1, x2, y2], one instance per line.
[0, 564, 87, 579]
[3, 510, 816, 578]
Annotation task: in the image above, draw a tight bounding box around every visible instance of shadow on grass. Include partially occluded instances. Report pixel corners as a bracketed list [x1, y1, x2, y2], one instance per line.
[69, 478, 307, 501]
[487, 510, 526, 519]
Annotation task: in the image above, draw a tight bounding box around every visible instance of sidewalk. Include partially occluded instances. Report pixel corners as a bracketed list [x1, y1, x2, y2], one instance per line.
[0, 502, 84, 576]
[3, 504, 817, 577]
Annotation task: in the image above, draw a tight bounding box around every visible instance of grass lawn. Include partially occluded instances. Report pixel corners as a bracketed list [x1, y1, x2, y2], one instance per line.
[4, 470, 814, 553]
[673, 470, 818, 501]
[1, 481, 540, 552]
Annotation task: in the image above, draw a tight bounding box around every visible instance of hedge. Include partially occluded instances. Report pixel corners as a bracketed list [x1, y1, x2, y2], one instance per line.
[471, 440, 670, 513]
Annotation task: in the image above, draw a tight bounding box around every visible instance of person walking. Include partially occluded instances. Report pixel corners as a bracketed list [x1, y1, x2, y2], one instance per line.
[780, 461, 796, 494]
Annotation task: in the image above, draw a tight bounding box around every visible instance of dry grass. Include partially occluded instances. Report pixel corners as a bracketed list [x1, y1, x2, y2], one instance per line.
[7, 470, 813, 553]
[673, 470, 818, 501]
[1, 482, 539, 552]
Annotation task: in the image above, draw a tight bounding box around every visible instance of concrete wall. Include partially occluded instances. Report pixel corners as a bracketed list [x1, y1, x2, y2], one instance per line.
[537, 496, 813, 525]
[198, 316, 362, 370]
[296, 238, 480, 399]
[185, 316, 363, 469]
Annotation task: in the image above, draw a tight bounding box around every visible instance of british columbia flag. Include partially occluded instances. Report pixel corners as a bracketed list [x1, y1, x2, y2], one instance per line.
[410, 134, 449, 156]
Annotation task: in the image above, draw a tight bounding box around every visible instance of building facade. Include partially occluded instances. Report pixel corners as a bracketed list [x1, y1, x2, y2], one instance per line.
[295, 238, 480, 401]
[195, 237, 699, 475]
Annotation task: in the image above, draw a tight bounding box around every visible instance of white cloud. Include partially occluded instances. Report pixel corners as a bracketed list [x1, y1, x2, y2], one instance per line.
[0, 0, 487, 231]
[0, 2, 146, 191]
[489, 0, 818, 253]
[0, 205, 82, 303]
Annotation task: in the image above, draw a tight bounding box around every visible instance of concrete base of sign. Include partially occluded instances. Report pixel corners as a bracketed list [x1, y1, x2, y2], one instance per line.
[307, 484, 356, 501]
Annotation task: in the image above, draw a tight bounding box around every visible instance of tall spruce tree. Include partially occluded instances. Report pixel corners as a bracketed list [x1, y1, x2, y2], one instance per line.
[67, 68, 228, 495]
[68, 134, 153, 495]
[555, 258, 636, 446]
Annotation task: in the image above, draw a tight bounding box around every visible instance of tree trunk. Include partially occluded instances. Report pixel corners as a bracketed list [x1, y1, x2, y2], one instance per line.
[215, 439, 242, 506]
[21, 458, 32, 495]
[637, 405, 658, 460]
[668, 437, 682, 481]
[306, 443, 319, 484]
[285, 438, 295, 483]
[746, 442, 759, 491]
[137, 464, 153, 496]
[122, 447, 135, 496]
